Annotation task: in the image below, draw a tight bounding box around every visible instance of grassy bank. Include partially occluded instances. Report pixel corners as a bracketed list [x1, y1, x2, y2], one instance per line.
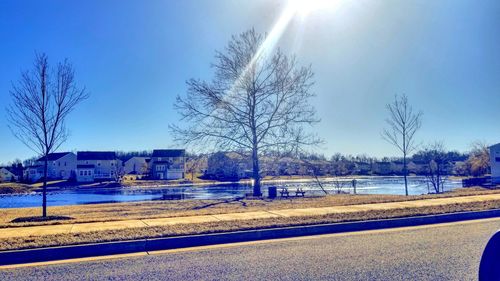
[2, 196, 500, 251]
[2, 187, 499, 228]
[0, 183, 37, 194]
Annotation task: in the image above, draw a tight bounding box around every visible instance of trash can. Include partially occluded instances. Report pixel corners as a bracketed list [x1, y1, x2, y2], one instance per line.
[268, 186, 277, 199]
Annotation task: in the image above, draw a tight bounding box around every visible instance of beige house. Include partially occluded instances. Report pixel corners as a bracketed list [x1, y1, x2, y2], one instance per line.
[26, 152, 77, 182]
[76, 151, 121, 182]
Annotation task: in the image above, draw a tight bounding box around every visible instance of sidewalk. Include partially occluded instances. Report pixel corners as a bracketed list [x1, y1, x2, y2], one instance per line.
[2, 193, 500, 240]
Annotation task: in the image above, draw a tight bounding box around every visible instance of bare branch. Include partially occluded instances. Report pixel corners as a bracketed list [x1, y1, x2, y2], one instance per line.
[171, 29, 321, 196]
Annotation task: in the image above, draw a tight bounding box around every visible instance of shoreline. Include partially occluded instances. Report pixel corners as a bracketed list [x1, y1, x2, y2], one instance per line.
[0, 175, 468, 196]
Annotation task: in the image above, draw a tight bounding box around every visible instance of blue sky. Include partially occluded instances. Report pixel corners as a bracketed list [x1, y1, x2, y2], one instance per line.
[0, 0, 499, 163]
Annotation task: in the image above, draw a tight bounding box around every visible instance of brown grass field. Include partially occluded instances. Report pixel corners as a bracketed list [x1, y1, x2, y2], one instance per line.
[1, 187, 500, 250]
[2, 195, 500, 251]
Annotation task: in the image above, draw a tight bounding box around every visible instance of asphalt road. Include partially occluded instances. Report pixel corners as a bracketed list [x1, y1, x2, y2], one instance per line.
[2, 218, 500, 281]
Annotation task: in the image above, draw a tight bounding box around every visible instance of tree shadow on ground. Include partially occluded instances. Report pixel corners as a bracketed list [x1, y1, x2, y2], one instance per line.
[11, 215, 74, 224]
[192, 197, 255, 210]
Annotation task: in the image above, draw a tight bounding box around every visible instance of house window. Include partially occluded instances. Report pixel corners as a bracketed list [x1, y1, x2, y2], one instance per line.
[64, 162, 67, 166]
[496, 157, 500, 162]
[80, 171, 83, 176]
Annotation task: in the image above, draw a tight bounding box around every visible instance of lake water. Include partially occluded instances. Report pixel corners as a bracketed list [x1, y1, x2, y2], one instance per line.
[0, 176, 463, 209]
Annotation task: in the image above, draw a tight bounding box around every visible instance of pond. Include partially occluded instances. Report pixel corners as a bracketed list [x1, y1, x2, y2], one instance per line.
[0, 176, 463, 209]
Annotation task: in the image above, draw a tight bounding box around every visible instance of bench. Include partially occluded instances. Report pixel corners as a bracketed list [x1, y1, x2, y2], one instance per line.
[280, 188, 306, 198]
[280, 188, 289, 198]
[295, 188, 305, 197]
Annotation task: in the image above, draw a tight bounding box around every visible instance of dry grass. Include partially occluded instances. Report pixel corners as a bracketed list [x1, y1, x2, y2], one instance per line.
[1, 187, 499, 229]
[2, 198, 500, 251]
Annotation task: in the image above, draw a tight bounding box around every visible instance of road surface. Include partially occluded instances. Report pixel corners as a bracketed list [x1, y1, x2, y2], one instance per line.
[2, 218, 500, 280]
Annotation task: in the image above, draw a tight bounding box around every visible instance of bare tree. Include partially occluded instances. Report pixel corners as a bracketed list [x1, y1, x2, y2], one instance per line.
[331, 161, 348, 194]
[382, 94, 422, 196]
[420, 142, 449, 193]
[467, 141, 490, 177]
[185, 153, 207, 181]
[171, 29, 320, 196]
[7, 53, 88, 217]
[299, 157, 328, 195]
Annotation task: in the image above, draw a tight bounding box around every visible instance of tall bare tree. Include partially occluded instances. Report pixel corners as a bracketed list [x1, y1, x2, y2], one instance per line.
[382, 94, 422, 196]
[171, 29, 320, 196]
[7, 53, 88, 217]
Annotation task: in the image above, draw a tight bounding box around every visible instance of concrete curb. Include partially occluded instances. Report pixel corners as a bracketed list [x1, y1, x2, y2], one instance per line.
[2, 208, 500, 266]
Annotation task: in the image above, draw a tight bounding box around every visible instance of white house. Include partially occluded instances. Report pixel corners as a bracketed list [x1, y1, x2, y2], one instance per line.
[123, 157, 150, 180]
[26, 152, 77, 182]
[490, 143, 500, 184]
[0, 167, 17, 182]
[76, 151, 121, 182]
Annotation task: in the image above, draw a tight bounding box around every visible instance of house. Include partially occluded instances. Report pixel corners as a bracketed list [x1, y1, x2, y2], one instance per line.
[0, 167, 17, 182]
[490, 143, 500, 184]
[5, 163, 24, 182]
[26, 152, 77, 182]
[123, 157, 150, 180]
[76, 151, 121, 182]
[150, 149, 186, 180]
[206, 152, 250, 180]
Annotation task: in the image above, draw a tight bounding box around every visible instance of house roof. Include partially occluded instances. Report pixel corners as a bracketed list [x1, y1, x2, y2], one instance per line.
[37, 152, 72, 162]
[77, 164, 95, 169]
[490, 143, 500, 149]
[0, 167, 14, 174]
[77, 151, 116, 161]
[125, 157, 150, 163]
[152, 149, 185, 158]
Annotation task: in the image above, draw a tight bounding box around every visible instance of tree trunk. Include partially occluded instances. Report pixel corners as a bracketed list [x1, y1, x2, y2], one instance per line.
[252, 146, 262, 197]
[43, 157, 48, 217]
[403, 154, 408, 196]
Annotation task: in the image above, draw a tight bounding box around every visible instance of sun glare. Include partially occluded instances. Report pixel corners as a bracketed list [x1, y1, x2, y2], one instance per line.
[227, 0, 338, 98]
[289, 0, 335, 18]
